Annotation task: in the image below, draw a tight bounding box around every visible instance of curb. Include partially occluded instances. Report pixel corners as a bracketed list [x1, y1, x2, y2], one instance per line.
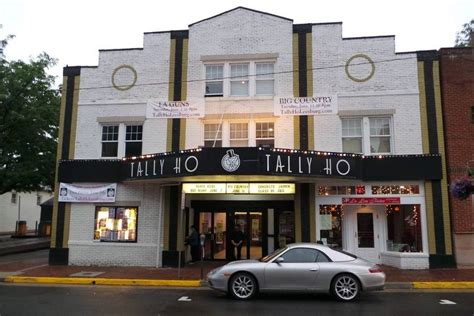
[412, 281, 474, 289]
[3, 276, 201, 287]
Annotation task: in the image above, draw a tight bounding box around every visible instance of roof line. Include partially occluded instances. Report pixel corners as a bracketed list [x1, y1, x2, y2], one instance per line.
[343, 35, 395, 40]
[189, 6, 293, 27]
[144, 29, 188, 35]
[98, 48, 143, 52]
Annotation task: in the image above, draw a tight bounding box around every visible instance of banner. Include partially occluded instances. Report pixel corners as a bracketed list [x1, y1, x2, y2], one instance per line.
[58, 183, 117, 203]
[274, 96, 338, 116]
[146, 100, 204, 119]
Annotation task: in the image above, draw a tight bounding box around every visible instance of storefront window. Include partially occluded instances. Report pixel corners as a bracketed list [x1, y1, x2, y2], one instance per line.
[319, 205, 343, 249]
[94, 207, 138, 242]
[372, 185, 420, 195]
[386, 204, 422, 252]
[318, 186, 365, 195]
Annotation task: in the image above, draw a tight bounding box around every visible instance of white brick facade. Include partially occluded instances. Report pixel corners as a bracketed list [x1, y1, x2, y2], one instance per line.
[66, 7, 429, 268]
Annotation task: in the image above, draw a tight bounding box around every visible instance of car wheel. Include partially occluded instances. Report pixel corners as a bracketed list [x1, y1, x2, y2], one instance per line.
[229, 273, 258, 300]
[331, 274, 361, 302]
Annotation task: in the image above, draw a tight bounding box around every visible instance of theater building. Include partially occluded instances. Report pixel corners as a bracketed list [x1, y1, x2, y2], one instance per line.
[50, 7, 454, 269]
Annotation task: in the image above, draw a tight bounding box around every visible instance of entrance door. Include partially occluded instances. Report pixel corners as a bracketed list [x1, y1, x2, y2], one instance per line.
[354, 210, 380, 263]
[230, 211, 263, 260]
[199, 212, 227, 260]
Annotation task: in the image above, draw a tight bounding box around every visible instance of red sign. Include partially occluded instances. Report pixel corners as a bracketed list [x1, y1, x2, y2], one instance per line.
[341, 197, 401, 204]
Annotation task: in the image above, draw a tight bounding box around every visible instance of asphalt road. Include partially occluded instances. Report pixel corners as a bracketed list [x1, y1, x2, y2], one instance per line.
[0, 284, 473, 316]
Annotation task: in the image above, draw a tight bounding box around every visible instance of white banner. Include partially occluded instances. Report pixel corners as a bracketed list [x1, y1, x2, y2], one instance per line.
[58, 183, 117, 203]
[274, 96, 338, 116]
[146, 100, 204, 119]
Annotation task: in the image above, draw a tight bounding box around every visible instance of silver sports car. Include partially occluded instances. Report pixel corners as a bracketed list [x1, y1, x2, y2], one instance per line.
[207, 243, 385, 301]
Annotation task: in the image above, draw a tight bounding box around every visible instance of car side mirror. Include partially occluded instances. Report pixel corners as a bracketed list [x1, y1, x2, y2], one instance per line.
[275, 257, 285, 264]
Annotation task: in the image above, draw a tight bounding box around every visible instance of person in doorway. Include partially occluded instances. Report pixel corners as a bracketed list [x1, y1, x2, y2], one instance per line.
[230, 224, 246, 260]
[186, 225, 200, 263]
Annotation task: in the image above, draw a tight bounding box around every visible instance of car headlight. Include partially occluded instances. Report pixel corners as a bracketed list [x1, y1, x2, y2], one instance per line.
[208, 267, 222, 276]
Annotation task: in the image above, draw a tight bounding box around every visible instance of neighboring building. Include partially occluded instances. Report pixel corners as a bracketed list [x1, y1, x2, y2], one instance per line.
[0, 191, 53, 233]
[439, 47, 474, 269]
[50, 7, 454, 269]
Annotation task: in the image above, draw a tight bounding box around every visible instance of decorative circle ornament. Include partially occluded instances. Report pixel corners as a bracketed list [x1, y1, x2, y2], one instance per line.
[345, 54, 375, 82]
[111, 65, 137, 91]
[221, 149, 241, 172]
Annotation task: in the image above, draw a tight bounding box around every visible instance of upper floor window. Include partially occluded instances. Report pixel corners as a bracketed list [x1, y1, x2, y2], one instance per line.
[230, 64, 249, 96]
[256, 63, 274, 95]
[125, 125, 143, 157]
[36, 195, 42, 206]
[256, 122, 275, 147]
[101, 125, 119, 157]
[11, 192, 17, 204]
[205, 65, 224, 96]
[204, 61, 275, 97]
[204, 124, 222, 147]
[230, 123, 248, 147]
[341, 116, 392, 155]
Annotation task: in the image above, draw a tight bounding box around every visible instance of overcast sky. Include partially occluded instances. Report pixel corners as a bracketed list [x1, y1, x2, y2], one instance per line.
[1, 0, 472, 84]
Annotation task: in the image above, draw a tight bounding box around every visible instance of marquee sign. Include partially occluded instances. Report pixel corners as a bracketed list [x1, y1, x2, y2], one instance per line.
[182, 183, 296, 194]
[274, 96, 338, 116]
[342, 197, 401, 204]
[124, 147, 362, 181]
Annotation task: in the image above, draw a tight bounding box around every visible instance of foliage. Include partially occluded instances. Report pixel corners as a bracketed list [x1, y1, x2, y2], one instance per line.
[0, 36, 60, 194]
[455, 19, 473, 47]
[450, 176, 474, 200]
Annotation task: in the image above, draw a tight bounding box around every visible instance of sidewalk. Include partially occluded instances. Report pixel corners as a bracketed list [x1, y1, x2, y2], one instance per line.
[0, 235, 50, 256]
[1, 252, 474, 288]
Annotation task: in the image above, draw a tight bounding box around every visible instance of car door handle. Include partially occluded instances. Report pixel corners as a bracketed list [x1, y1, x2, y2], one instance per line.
[309, 268, 318, 271]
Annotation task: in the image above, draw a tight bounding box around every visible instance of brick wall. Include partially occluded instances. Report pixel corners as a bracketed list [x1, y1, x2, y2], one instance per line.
[440, 48, 474, 233]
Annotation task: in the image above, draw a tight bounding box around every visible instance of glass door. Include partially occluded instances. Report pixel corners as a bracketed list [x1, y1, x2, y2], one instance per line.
[230, 211, 262, 260]
[198, 211, 227, 260]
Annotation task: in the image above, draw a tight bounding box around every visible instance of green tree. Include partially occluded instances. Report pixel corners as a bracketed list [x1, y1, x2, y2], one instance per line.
[455, 19, 473, 47]
[0, 36, 60, 194]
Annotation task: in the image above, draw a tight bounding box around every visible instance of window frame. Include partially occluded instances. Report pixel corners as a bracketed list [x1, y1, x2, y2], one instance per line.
[101, 125, 119, 158]
[93, 206, 139, 243]
[255, 62, 275, 96]
[204, 123, 223, 148]
[341, 116, 393, 155]
[255, 121, 275, 148]
[205, 64, 224, 97]
[124, 124, 143, 157]
[11, 192, 17, 204]
[341, 118, 363, 154]
[229, 122, 249, 147]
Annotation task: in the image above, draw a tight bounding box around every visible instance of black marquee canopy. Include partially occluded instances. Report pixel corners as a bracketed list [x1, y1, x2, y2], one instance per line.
[58, 147, 442, 183]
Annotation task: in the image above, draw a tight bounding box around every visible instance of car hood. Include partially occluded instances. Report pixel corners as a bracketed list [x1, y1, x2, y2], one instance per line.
[225, 259, 260, 266]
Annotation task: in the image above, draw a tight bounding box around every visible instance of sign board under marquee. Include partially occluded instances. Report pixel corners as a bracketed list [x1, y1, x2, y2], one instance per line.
[146, 100, 204, 119]
[182, 183, 295, 194]
[274, 96, 338, 116]
[342, 197, 401, 204]
[58, 183, 117, 203]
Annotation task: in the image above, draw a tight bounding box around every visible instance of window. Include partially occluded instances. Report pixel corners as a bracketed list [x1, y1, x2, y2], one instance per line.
[319, 205, 343, 249]
[94, 206, 138, 242]
[318, 186, 365, 195]
[315, 250, 331, 263]
[36, 195, 42, 206]
[230, 64, 249, 96]
[256, 122, 275, 147]
[256, 63, 274, 95]
[11, 192, 17, 204]
[386, 204, 422, 252]
[341, 116, 392, 155]
[371, 185, 420, 195]
[370, 117, 391, 153]
[230, 123, 248, 147]
[204, 124, 222, 147]
[205, 65, 224, 96]
[101, 125, 119, 157]
[279, 248, 319, 263]
[342, 118, 363, 153]
[125, 125, 143, 157]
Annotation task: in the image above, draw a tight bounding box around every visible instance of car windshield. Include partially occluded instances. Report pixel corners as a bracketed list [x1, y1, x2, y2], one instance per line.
[259, 246, 288, 262]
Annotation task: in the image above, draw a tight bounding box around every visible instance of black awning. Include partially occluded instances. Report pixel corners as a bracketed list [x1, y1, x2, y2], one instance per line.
[58, 147, 442, 183]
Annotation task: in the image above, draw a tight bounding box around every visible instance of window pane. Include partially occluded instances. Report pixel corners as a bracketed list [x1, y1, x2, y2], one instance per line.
[94, 207, 138, 242]
[342, 137, 362, 153]
[206, 65, 223, 80]
[341, 119, 362, 137]
[102, 142, 118, 157]
[256, 63, 274, 79]
[231, 64, 249, 78]
[230, 80, 249, 96]
[280, 248, 318, 263]
[319, 205, 343, 249]
[316, 251, 331, 263]
[126, 125, 143, 141]
[125, 142, 142, 157]
[230, 123, 248, 139]
[102, 125, 119, 141]
[386, 205, 422, 252]
[370, 137, 391, 153]
[256, 80, 274, 95]
[256, 122, 274, 138]
[370, 117, 391, 136]
[205, 81, 223, 95]
[204, 124, 222, 140]
[357, 213, 374, 248]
